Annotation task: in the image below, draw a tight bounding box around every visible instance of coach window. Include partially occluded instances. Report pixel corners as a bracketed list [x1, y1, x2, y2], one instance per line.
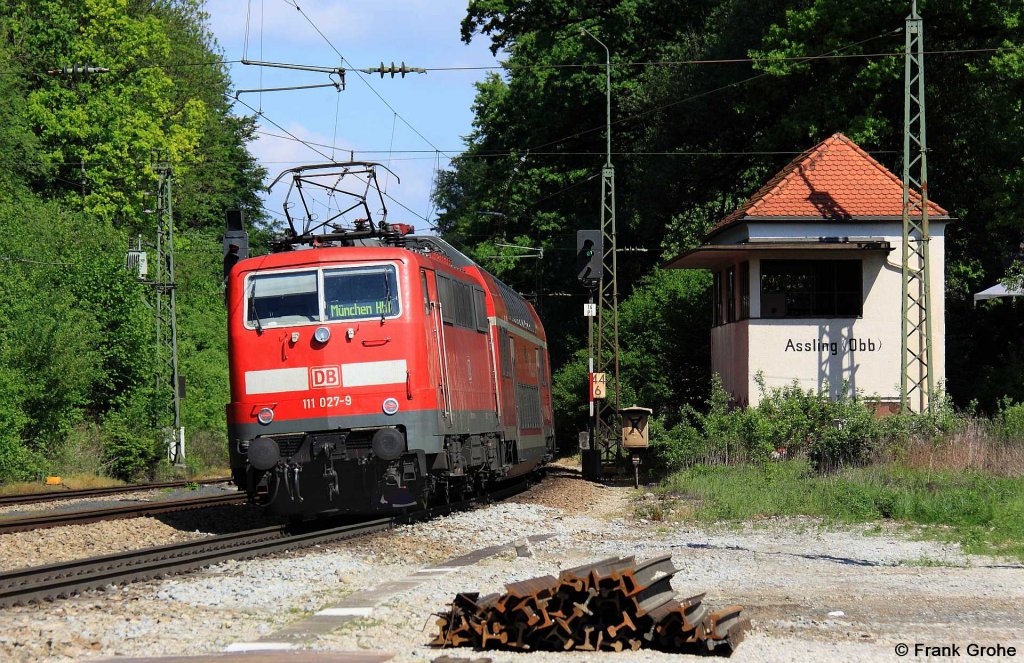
[323, 265, 400, 321]
[761, 259, 863, 318]
[247, 270, 319, 328]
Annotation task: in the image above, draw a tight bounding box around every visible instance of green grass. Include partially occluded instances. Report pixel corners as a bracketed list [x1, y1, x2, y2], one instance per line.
[659, 460, 1024, 561]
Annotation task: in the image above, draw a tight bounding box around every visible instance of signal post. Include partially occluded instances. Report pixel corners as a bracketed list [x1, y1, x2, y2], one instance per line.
[577, 230, 605, 479]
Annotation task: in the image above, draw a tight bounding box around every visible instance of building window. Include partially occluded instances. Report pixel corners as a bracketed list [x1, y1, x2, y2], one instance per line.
[760, 260, 863, 318]
[712, 271, 723, 327]
[739, 262, 750, 320]
[725, 265, 737, 323]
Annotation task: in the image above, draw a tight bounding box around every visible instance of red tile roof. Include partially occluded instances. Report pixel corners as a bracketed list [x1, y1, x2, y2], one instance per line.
[710, 133, 948, 235]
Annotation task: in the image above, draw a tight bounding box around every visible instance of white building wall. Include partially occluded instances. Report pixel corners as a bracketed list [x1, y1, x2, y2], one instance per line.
[711, 322, 749, 405]
[710, 222, 946, 408]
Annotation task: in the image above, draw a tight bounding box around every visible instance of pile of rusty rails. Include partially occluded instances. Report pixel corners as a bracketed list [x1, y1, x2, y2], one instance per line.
[432, 555, 748, 655]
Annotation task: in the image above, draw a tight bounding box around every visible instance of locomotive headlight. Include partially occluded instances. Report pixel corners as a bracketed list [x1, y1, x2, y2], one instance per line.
[257, 407, 275, 425]
[382, 397, 400, 415]
[314, 326, 331, 344]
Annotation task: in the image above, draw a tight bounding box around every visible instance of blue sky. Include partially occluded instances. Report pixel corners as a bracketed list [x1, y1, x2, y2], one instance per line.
[204, 1, 501, 231]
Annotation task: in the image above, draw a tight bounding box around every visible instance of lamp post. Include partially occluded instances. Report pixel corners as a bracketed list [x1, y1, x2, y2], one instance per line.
[580, 27, 612, 167]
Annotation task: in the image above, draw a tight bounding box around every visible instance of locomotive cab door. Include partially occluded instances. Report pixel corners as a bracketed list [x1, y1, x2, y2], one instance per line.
[420, 269, 452, 430]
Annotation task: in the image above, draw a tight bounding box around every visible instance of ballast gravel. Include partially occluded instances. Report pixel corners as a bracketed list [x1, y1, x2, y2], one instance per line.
[0, 471, 1021, 663]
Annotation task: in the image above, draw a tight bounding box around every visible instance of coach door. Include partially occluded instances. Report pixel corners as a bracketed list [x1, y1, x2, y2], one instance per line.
[421, 269, 452, 429]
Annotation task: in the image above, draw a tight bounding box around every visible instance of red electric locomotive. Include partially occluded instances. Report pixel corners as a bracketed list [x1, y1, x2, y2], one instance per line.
[225, 163, 555, 516]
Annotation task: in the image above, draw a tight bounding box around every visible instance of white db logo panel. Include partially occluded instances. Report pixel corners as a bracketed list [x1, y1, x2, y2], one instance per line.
[310, 366, 341, 388]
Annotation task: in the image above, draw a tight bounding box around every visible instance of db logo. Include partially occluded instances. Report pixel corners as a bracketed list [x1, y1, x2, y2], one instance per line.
[311, 366, 341, 388]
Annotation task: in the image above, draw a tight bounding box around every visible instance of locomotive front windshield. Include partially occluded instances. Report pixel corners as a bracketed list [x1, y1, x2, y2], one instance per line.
[246, 264, 400, 329]
[324, 267, 399, 320]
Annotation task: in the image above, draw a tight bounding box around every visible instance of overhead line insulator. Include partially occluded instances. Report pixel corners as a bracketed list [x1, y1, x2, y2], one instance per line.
[47, 64, 110, 77]
[360, 62, 427, 78]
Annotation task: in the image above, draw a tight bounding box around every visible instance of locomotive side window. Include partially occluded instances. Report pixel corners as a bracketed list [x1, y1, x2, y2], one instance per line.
[473, 288, 488, 333]
[436, 273, 478, 329]
[247, 270, 319, 327]
[421, 271, 431, 314]
[436, 274, 454, 326]
[324, 265, 400, 321]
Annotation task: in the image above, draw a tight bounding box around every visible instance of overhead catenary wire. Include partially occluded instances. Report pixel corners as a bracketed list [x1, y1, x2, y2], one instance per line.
[281, 0, 454, 162]
[231, 94, 434, 225]
[395, 44, 1024, 71]
[274, 0, 461, 226]
[248, 130, 902, 158]
[0, 42, 1016, 79]
[0, 255, 77, 266]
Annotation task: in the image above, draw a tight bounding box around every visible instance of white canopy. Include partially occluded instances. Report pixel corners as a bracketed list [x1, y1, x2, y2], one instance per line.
[973, 282, 1024, 303]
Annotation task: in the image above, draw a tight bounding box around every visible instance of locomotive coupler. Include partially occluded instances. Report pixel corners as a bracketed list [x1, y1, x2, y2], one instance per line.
[323, 461, 340, 501]
[292, 464, 303, 502]
[282, 462, 304, 502]
[382, 463, 403, 488]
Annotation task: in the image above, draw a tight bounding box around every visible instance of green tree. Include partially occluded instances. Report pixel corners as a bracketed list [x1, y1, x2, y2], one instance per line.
[0, 1, 265, 481]
[444, 0, 1024, 415]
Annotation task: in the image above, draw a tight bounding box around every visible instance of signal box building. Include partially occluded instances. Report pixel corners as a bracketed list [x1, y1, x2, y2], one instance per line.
[666, 133, 949, 407]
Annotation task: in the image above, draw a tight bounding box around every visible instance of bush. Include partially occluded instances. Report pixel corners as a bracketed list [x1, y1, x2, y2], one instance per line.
[185, 430, 228, 475]
[101, 405, 162, 482]
[0, 435, 44, 482]
[997, 398, 1024, 442]
[648, 375, 975, 475]
[647, 415, 704, 474]
[51, 424, 107, 477]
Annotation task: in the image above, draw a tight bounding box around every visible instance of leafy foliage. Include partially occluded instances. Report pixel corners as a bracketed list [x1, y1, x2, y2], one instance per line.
[647, 374, 963, 474]
[0, 2, 263, 482]
[441, 0, 1024, 415]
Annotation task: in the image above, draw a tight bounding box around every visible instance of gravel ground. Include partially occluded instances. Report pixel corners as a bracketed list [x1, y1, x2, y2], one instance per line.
[1, 469, 1021, 662]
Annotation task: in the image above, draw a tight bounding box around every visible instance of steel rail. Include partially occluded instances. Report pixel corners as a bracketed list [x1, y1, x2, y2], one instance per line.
[0, 478, 530, 608]
[0, 519, 389, 608]
[0, 492, 247, 534]
[0, 478, 231, 507]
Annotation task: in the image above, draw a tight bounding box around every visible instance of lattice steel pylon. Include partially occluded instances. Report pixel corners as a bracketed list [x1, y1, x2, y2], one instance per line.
[595, 162, 621, 460]
[153, 161, 184, 463]
[900, 0, 935, 413]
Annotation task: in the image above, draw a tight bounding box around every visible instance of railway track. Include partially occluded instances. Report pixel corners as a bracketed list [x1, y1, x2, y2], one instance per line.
[0, 478, 231, 507]
[0, 492, 247, 534]
[0, 479, 528, 608]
